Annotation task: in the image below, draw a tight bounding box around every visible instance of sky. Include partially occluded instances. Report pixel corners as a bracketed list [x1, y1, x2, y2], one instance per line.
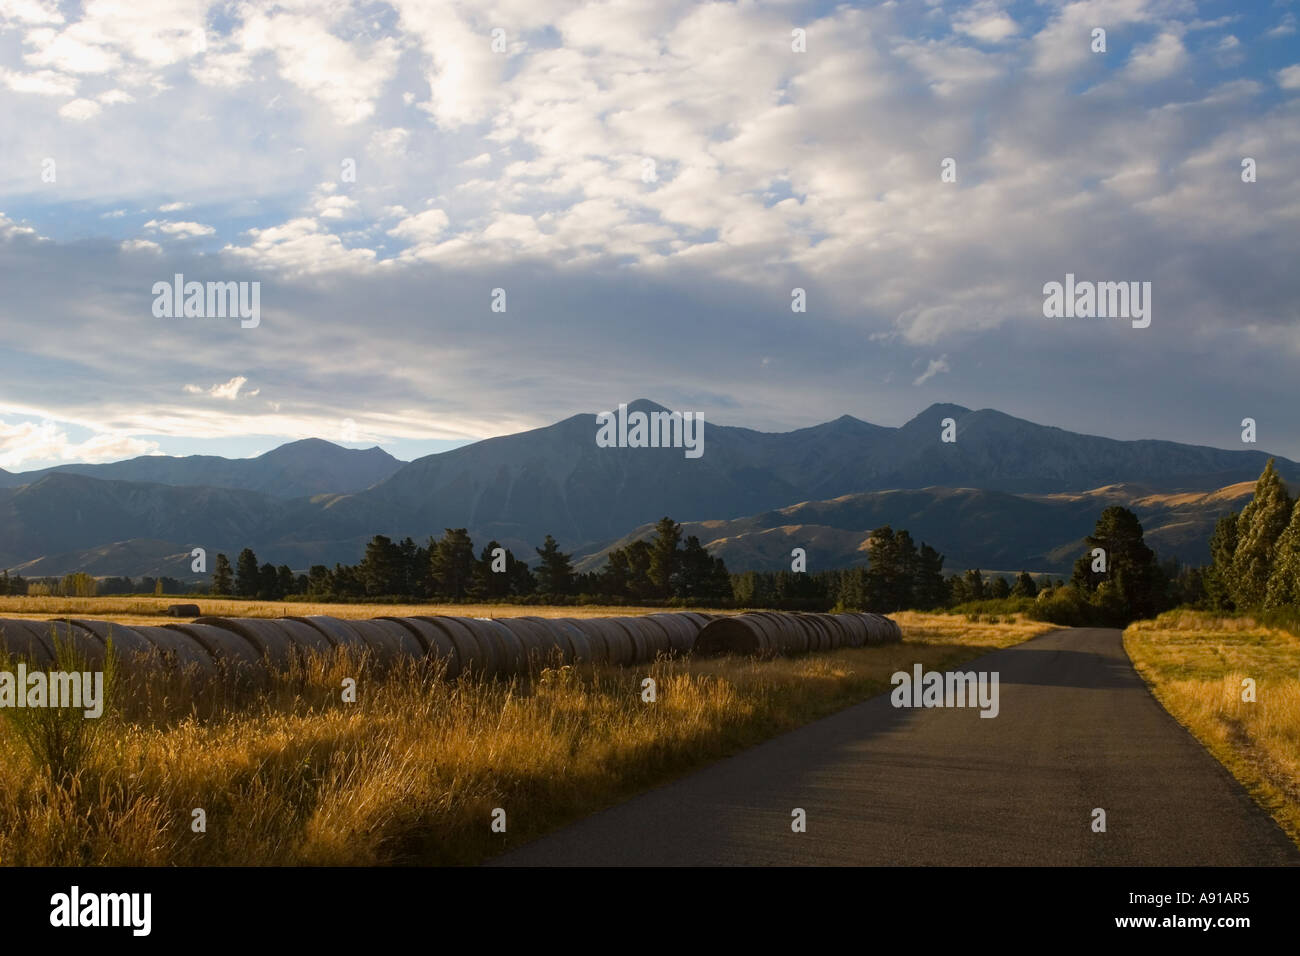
[0, 0, 1297, 470]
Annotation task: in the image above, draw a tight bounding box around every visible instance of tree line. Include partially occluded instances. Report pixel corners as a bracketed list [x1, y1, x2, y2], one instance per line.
[1200, 458, 1300, 612]
[206, 517, 734, 604]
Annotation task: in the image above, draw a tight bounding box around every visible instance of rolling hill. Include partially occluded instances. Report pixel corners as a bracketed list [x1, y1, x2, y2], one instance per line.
[0, 401, 1292, 579]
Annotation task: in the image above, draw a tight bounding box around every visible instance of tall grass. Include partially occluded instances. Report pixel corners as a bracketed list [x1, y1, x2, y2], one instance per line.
[1125, 610, 1300, 849]
[0, 625, 117, 784]
[0, 611, 1042, 865]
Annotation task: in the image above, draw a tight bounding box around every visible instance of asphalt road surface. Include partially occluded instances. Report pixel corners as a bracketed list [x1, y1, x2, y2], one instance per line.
[493, 627, 1300, 866]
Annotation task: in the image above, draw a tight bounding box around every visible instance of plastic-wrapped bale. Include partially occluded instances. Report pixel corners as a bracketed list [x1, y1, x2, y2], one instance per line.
[493, 617, 566, 666]
[337, 618, 423, 666]
[550, 619, 604, 664]
[864, 613, 902, 643]
[694, 613, 787, 658]
[0, 619, 56, 665]
[859, 613, 887, 645]
[516, 617, 579, 664]
[383, 617, 461, 677]
[290, 615, 365, 652]
[467, 618, 527, 675]
[61, 619, 159, 665]
[415, 616, 492, 678]
[164, 622, 265, 679]
[194, 617, 314, 667]
[838, 613, 873, 648]
[524, 617, 596, 664]
[131, 625, 220, 680]
[607, 618, 652, 663]
[629, 617, 675, 660]
[447, 618, 503, 677]
[37, 619, 108, 667]
[570, 618, 632, 665]
[646, 614, 697, 655]
[797, 613, 834, 652]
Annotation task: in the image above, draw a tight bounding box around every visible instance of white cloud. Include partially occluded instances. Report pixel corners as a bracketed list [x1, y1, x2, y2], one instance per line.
[953, 3, 1018, 43]
[1266, 14, 1296, 39]
[1275, 64, 1300, 91]
[58, 97, 101, 120]
[183, 376, 251, 400]
[1125, 33, 1188, 83]
[387, 208, 451, 244]
[157, 202, 190, 212]
[0, 418, 158, 469]
[912, 355, 951, 386]
[0, 67, 76, 95]
[119, 238, 160, 252]
[143, 219, 216, 238]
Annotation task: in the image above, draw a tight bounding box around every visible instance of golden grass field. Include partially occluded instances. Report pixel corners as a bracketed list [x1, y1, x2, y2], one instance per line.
[1125, 610, 1300, 850]
[0, 600, 1054, 866]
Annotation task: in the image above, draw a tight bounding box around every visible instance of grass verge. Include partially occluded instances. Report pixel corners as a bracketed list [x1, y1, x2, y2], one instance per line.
[1124, 609, 1300, 850]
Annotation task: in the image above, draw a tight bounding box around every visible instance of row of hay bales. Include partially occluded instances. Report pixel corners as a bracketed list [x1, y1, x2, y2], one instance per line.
[0, 610, 900, 681]
[0, 613, 716, 683]
[693, 611, 901, 658]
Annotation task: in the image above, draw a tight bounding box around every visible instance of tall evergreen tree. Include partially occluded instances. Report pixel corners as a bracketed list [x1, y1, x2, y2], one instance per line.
[648, 517, 682, 598]
[360, 534, 404, 596]
[989, 575, 1011, 599]
[429, 528, 476, 599]
[913, 543, 947, 610]
[1264, 499, 1300, 608]
[234, 548, 260, 598]
[1011, 571, 1038, 598]
[963, 568, 986, 601]
[257, 562, 280, 600]
[211, 553, 234, 596]
[1205, 512, 1239, 610]
[276, 564, 295, 598]
[1232, 459, 1292, 608]
[1072, 506, 1163, 620]
[865, 526, 898, 610]
[534, 535, 575, 595]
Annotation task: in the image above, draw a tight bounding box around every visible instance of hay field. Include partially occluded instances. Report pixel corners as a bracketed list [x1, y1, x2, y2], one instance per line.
[0, 608, 1052, 866]
[0, 594, 718, 626]
[1125, 610, 1300, 850]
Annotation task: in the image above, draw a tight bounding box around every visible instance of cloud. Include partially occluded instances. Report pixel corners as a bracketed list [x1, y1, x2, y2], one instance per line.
[143, 219, 216, 238]
[183, 376, 252, 400]
[57, 97, 101, 120]
[1275, 64, 1300, 91]
[913, 355, 951, 386]
[953, 3, 1018, 43]
[1266, 14, 1297, 39]
[0, 418, 159, 469]
[0, 66, 76, 94]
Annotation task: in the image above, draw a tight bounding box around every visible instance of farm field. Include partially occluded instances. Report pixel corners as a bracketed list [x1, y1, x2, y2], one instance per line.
[0, 606, 1053, 866]
[1125, 611, 1300, 850]
[0, 594, 724, 626]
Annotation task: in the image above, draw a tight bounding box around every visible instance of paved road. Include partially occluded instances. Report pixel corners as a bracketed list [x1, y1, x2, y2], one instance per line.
[493, 628, 1299, 866]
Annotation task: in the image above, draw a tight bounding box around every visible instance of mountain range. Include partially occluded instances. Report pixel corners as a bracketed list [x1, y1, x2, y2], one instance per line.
[1, 401, 1292, 581]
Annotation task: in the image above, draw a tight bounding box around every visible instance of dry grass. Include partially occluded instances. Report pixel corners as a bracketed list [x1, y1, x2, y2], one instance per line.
[0, 595, 731, 626]
[1125, 609, 1300, 850]
[0, 607, 1050, 866]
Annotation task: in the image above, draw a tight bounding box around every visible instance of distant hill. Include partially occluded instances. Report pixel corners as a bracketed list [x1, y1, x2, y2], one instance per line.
[0, 401, 1292, 579]
[578, 482, 1262, 576]
[0, 438, 402, 498]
